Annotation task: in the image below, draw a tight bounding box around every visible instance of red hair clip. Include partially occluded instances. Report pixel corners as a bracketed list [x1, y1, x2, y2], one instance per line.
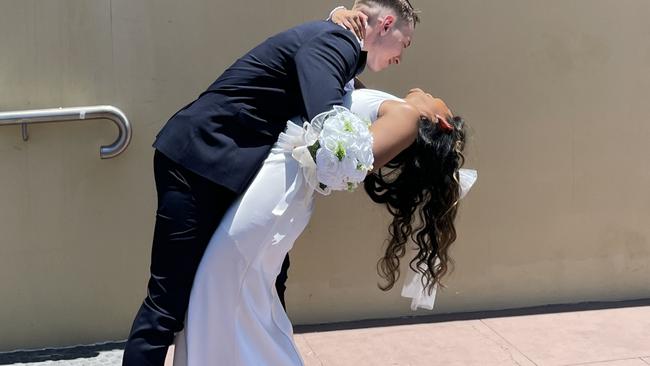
[436, 114, 454, 132]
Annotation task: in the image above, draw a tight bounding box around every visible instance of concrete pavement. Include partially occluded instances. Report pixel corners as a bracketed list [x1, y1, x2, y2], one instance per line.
[2, 300, 650, 366]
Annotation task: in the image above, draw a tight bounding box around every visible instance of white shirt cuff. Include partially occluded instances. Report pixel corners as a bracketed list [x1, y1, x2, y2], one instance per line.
[326, 6, 346, 21]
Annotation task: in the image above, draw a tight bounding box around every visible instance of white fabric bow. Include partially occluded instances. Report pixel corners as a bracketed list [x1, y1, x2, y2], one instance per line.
[400, 168, 478, 311]
[401, 258, 439, 311]
[459, 168, 478, 199]
[271, 119, 331, 217]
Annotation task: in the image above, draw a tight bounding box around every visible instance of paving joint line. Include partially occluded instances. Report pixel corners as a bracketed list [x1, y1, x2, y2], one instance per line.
[478, 319, 539, 366]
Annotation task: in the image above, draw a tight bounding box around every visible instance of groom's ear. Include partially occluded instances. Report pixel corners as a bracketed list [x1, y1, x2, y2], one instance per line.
[380, 15, 396, 35]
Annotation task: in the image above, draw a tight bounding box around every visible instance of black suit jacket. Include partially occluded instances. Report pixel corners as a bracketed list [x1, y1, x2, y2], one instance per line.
[153, 21, 367, 193]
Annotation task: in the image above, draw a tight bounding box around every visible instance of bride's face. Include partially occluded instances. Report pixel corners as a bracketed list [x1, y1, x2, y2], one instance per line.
[404, 89, 452, 123]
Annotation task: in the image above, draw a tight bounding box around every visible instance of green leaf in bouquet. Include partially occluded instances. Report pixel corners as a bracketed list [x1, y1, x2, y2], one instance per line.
[308, 141, 321, 160]
[335, 142, 346, 161]
[343, 119, 354, 132]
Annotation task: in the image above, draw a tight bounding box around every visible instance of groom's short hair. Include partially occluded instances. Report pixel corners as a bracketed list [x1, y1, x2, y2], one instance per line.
[354, 0, 420, 27]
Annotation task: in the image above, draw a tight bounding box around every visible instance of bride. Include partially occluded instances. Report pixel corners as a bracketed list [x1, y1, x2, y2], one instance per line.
[171, 87, 475, 365]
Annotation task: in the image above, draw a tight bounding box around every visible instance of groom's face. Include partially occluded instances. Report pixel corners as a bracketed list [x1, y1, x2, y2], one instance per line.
[366, 19, 414, 72]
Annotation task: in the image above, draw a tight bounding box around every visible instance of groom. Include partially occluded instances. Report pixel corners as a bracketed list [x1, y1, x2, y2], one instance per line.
[123, 2, 421, 365]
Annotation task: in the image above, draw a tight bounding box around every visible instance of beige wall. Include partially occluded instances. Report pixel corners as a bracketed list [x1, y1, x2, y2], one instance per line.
[1, 0, 649, 351]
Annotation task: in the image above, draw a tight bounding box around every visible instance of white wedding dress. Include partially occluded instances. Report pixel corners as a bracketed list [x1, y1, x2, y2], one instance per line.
[172, 89, 405, 366]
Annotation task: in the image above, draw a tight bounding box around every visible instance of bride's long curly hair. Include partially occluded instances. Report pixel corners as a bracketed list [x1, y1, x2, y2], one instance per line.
[364, 116, 467, 294]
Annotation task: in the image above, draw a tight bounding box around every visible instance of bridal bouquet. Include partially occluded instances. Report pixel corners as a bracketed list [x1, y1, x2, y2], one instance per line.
[303, 106, 374, 192]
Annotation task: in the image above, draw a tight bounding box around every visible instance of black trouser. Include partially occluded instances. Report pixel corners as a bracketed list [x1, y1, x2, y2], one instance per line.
[122, 151, 291, 366]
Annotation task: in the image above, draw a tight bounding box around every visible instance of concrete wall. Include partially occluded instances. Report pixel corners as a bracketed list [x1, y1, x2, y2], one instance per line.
[1, 0, 649, 351]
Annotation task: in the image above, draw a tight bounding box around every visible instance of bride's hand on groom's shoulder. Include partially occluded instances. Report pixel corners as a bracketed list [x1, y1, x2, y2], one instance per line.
[405, 89, 453, 124]
[331, 7, 368, 40]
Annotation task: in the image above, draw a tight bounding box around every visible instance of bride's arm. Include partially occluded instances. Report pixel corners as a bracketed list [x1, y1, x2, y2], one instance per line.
[369, 100, 420, 170]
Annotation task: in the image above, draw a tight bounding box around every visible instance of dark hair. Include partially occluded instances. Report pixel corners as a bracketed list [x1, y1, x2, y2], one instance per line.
[354, 0, 421, 27]
[364, 116, 466, 294]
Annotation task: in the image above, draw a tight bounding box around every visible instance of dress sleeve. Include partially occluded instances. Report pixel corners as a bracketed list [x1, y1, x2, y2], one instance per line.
[349, 89, 405, 123]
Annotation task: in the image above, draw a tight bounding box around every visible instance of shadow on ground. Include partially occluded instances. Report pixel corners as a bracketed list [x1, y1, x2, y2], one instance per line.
[294, 298, 650, 333]
[0, 342, 125, 365]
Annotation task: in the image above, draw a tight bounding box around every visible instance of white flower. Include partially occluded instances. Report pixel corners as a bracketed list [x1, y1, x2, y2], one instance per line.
[308, 107, 375, 192]
[341, 155, 361, 181]
[316, 147, 346, 190]
[355, 138, 374, 165]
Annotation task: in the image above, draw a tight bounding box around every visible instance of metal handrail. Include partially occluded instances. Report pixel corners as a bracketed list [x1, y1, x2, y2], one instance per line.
[0, 105, 132, 159]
